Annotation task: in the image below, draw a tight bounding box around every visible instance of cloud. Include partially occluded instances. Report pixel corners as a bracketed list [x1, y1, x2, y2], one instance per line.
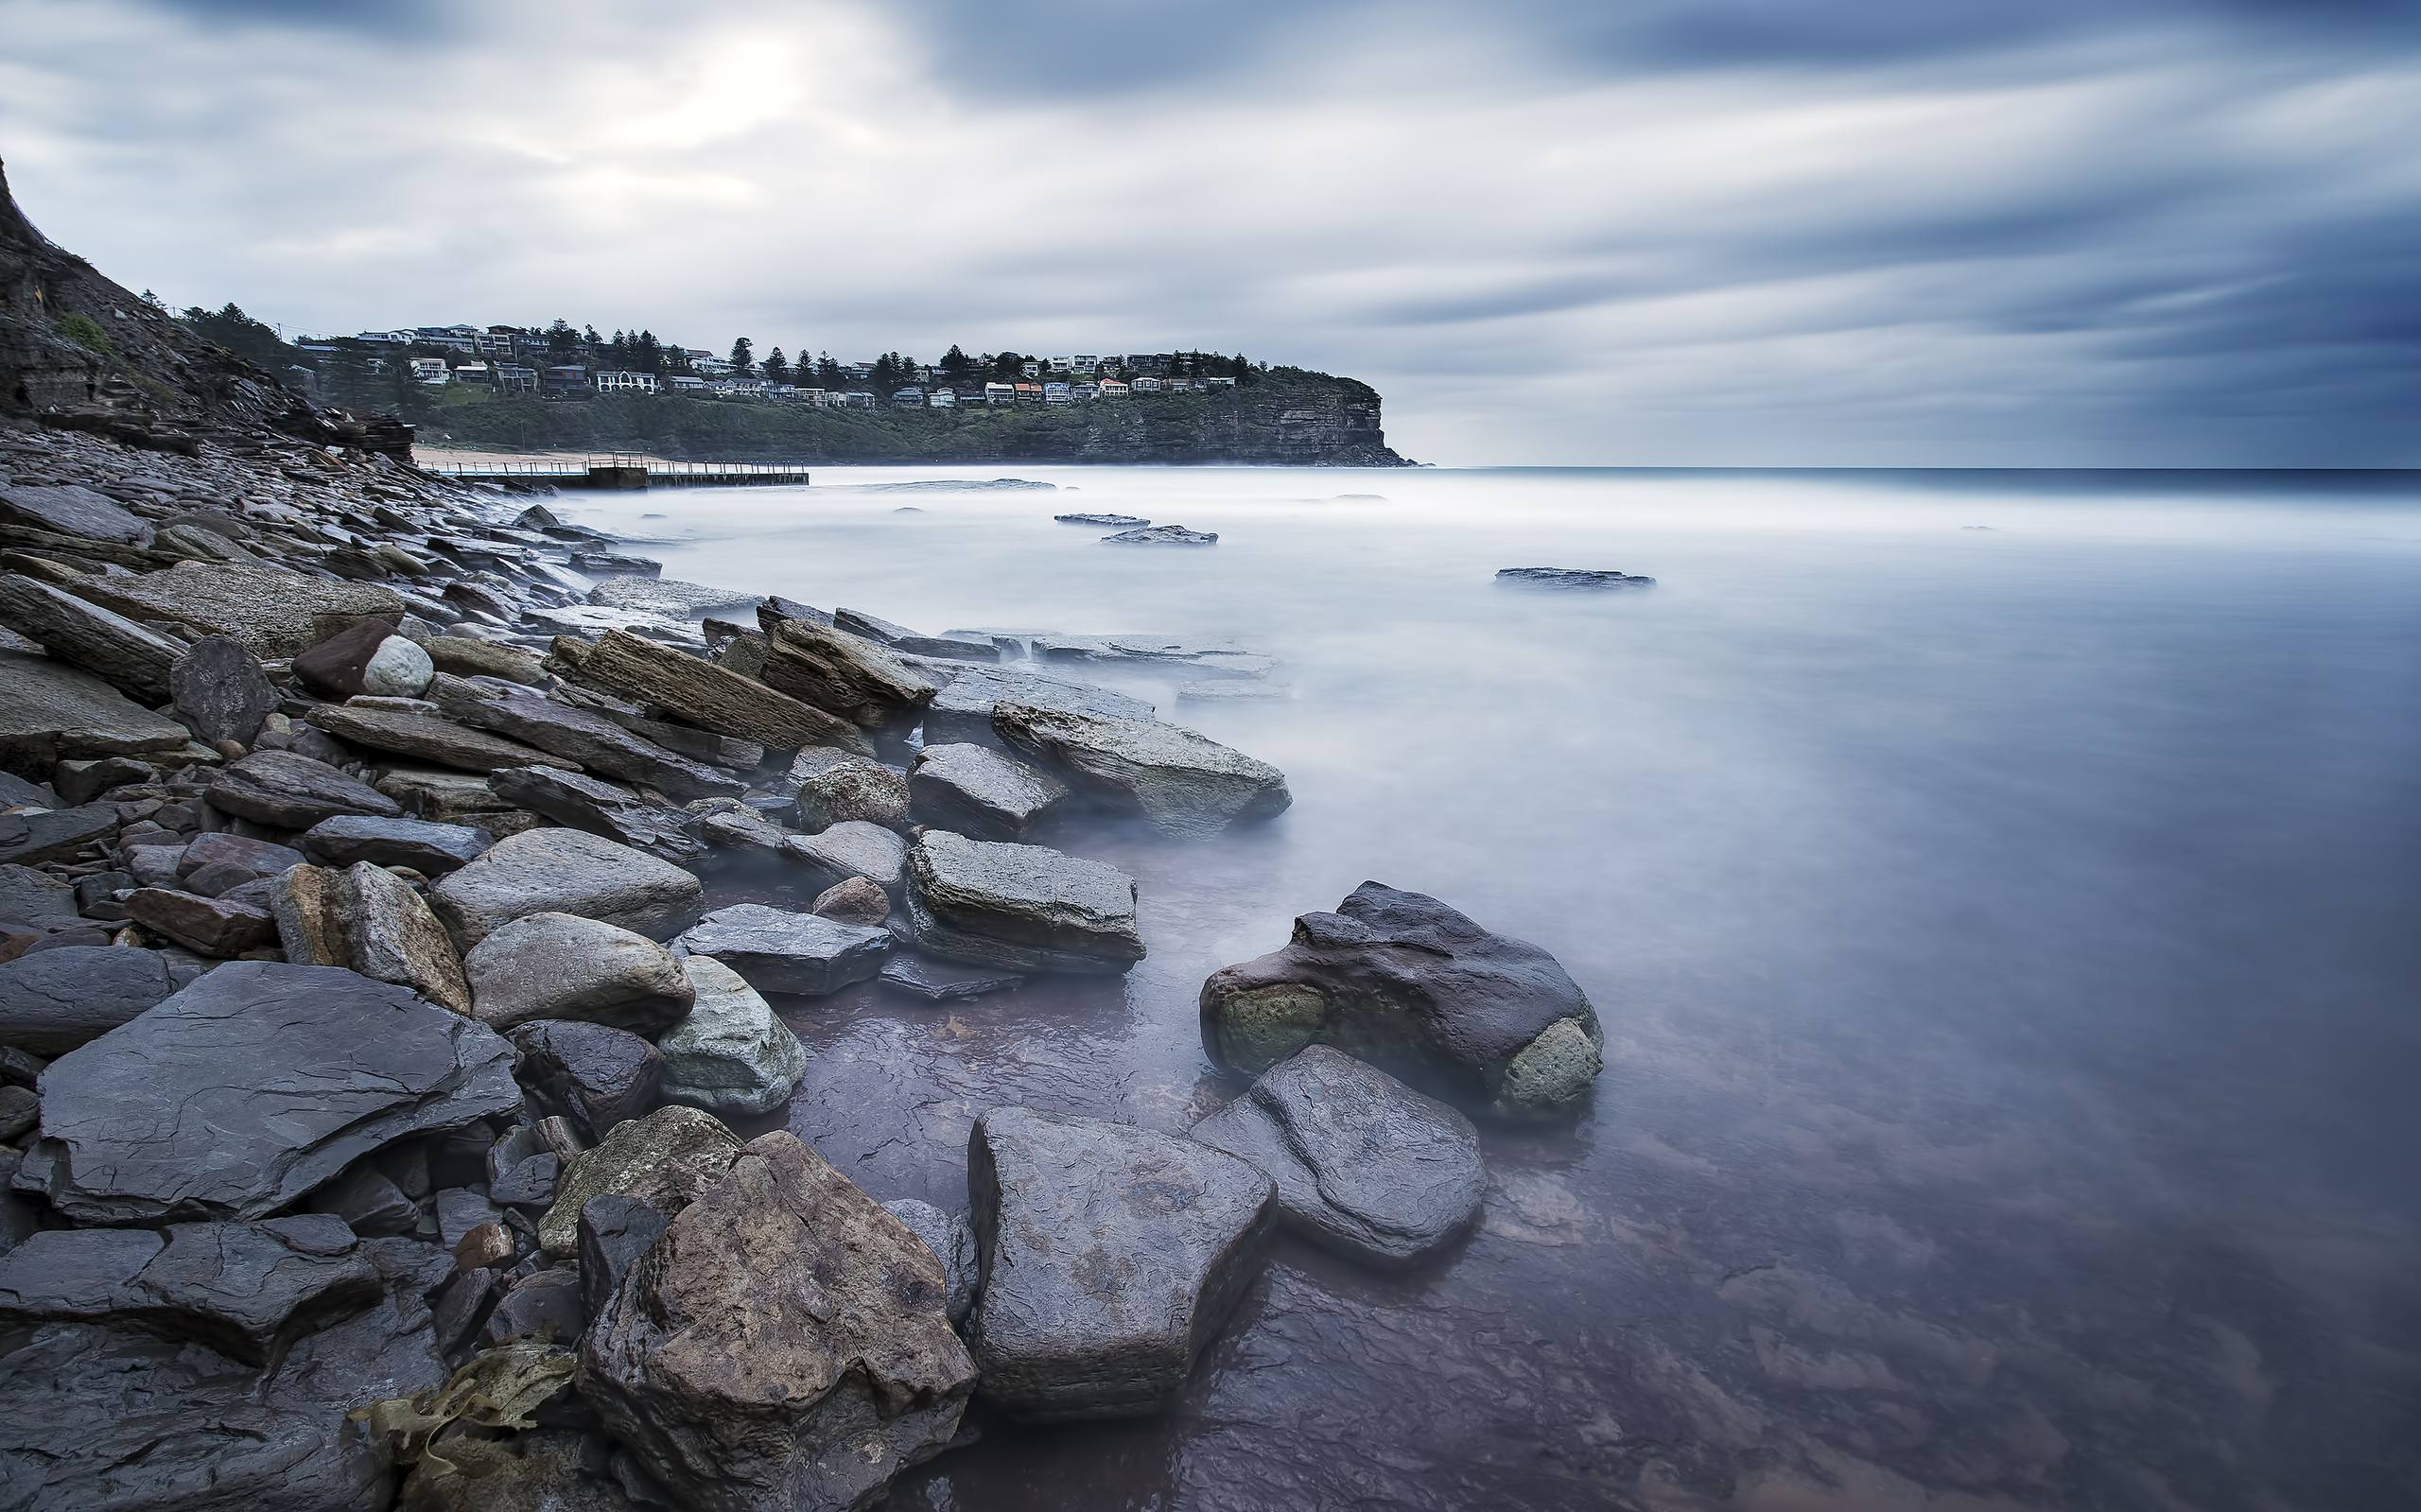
[0, 0, 2413, 464]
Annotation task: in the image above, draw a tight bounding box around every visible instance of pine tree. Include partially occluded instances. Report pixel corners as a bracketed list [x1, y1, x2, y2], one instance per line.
[940, 343, 970, 381]
[762, 347, 791, 385]
[816, 353, 842, 390]
[729, 338, 755, 378]
[635, 330, 664, 374]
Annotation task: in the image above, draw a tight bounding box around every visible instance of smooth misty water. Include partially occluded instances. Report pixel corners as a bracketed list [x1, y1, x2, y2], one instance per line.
[558, 466, 2421, 1512]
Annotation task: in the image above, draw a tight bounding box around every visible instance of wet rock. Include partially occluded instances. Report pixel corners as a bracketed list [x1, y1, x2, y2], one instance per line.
[1494, 565, 1656, 588]
[1199, 882, 1605, 1121]
[655, 953, 810, 1115]
[0, 944, 179, 1053]
[70, 559, 410, 656]
[0, 861, 77, 923]
[480, 1266, 583, 1346]
[811, 874, 890, 927]
[209, 748, 404, 827]
[793, 753, 914, 832]
[579, 1132, 976, 1512]
[0, 1083, 34, 1141]
[395, 1424, 645, 1512]
[300, 813, 494, 874]
[537, 1104, 745, 1259]
[175, 829, 305, 895]
[916, 660, 1154, 747]
[430, 826, 705, 947]
[307, 1162, 421, 1237]
[993, 701, 1291, 839]
[306, 703, 572, 775]
[572, 549, 662, 577]
[54, 754, 156, 804]
[877, 954, 1025, 1002]
[0, 571, 185, 703]
[436, 1188, 504, 1252]
[967, 1106, 1276, 1420]
[338, 860, 473, 1013]
[758, 612, 943, 731]
[695, 801, 788, 854]
[438, 690, 745, 800]
[453, 1221, 514, 1274]
[0, 801, 117, 864]
[465, 911, 694, 1034]
[784, 816, 909, 894]
[0, 771, 57, 809]
[488, 1151, 560, 1208]
[576, 1193, 669, 1321]
[1191, 1044, 1486, 1269]
[169, 634, 281, 746]
[1054, 512, 1150, 527]
[675, 902, 890, 997]
[883, 1197, 977, 1324]
[0, 648, 194, 768]
[14, 961, 519, 1224]
[292, 617, 402, 698]
[374, 766, 523, 826]
[126, 886, 275, 956]
[911, 741, 1069, 840]
[488, 765, 705, 862]
[903, 830, 1143, 975]
[0, 480, 150, 542]
[512, 1019, 664, 1140]
[550, 628, 872, 756]
[1103, 524, 1218, 545]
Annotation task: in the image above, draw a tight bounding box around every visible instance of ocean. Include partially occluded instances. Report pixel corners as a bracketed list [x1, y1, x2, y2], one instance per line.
[555, 465, 2421, 1511]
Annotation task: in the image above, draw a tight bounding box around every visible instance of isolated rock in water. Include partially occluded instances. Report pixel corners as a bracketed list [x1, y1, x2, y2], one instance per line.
[1054, 512, 1149, 527]
[911, 741, 1069, 840]
[488, 764, 705, 863]
[0, 648, 194, 769]
[811, 875, 890, 927]
[70, 559, 409, 656]
[552, 628, 872, 756]
[904, 830, 1143, 975]
[676, 902, 891, 998]
[511, 1020, 664, 1141]
[1493, 566, 1656, 589]
[879, 954, 1025, 1002]
[464, 911, 695, 1034]
[338, 860, 473, 1013]
[538, 1104, 745, 1259]
[794, 754, 912, 832]
[916, 660, 1154, 747]
[306, 704, 570, 775]
[1102, 525, 1217, 546]
[0, 944, 178, 1053]
[439, 689, 744, 801]
[585, 575, 758, 617]
[0, 571, 186, 704]
[655, 954, 810, 1116]
[15, 961, 518, 1224]
[300, 813, 494, 874]
[209, 748, 404, 828]
[579, 1132, 976, 1512]
[572, 550, 663, 577]
[967, 1107, 1275, 1420]
[785, 819, 909, 895]
[758, 612, 942, 729]
[1199, 881, 1603, 1120]
[1190, 1044, 1485, 1269]
[0, 480, 150, 542]
[883, 1197, 978, 1324]
[431, 826, 704, 947]
[991, 701, 1291, 839]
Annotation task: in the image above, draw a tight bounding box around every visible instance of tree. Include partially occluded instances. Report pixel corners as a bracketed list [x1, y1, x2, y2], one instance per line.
[176, 302, 296, 372]
[635, 330, 664, 374]
[815, 353, 843, 390]
[990, 350, 1024, 380]
[729, 338, 755, 378]
[940, 343, 971, 381]
[762, 347, 792, 386]
[547, 319, 579, 358]
[583, 324, 603, 351]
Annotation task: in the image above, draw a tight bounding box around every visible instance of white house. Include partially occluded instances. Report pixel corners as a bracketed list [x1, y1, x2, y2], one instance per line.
[1043, 381, 1071, 404]
[594, 371, 660, 394]
[984, 381, 1016, 405]
[691, 355, 735, 378]
[1097, 378, 1130, 397]
[1132, 375, 1163, 393]
[1071, 355, 1100, 375]
[409, 356, 450, 385]
[928, 389, 956, 408]
[452, 362, 493, 385]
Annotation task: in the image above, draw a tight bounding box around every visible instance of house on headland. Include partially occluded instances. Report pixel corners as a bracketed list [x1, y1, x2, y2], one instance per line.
[1097, 378, 1130, 397]
[983, 381, 1015, 405]
[409, 356, 450, 385]
[594, 370, 659, 395]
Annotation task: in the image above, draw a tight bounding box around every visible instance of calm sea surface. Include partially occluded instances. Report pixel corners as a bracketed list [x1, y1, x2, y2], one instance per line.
[555, 466, 2421, 1512]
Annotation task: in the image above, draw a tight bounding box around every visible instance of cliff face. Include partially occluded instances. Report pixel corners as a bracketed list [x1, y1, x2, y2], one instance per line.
[0, 159, 410, 456]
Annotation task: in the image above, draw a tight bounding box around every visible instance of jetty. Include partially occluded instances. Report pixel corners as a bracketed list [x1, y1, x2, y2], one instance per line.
[416, 454, 811, 489]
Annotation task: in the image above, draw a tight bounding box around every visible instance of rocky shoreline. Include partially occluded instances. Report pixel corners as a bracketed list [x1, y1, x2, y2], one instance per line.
[0, 393, 1604, 1508]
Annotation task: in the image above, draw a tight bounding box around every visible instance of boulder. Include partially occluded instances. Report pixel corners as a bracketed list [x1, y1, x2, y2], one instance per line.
[758, 613, 940, 729]
[0, 571, 184, 703]
[810, 875, 890, 927]
[1102, 524, 1217, 545]
[1190, 1044, 1486, 1268]
[793, 755, 912, 832]
[209, 748, 404, 827]
[175, 830, 305, 895]
[512, 1020, 663, 1140]
[992, 702, 1291, 839]
[0, 944, 179, 1053]
[586, 575, 756, 617]
[0, 481, 149, 542]
[126, 886, 275, 956]
[437, 690, 745, 800]
[13, 962, 519, 1224]
[784, 818, 908, 895]
[910, 741, 1069, 840]
[0, 648, 193, 770]
[917, 660, 1153, 747]
[882, 1197, 977, 1324]
[430, 826, 704, 947]
[876, 954, 1025, 1002]
[300, 813, 494, 874]
[292, 617, 402, 698]
[903, 830, 1143, 975]
[487, 765, 705, 862]
[674, 903, 890, 997]
[337, 860, 473, 1014]
[305, 1163, 420, 1237]
[0, 861, 77, 923]
[68, 559, 410, 656]
[0, 801, 117, 865]
[655, 954, 810, 1116]
[967, 1107, 1275, 1419]
[479, 1267, 583, 1347]
[1198, 882, 1604, 1120]
[168, 634, 276, 744]
[549, 628, 871, 756]
[537, 1104, 744, 1259]
[420, 634, 549, 686]
[579, 1132, 976, 1511]
[464, 911, 693, 1034]
[305, 704, 572, 775]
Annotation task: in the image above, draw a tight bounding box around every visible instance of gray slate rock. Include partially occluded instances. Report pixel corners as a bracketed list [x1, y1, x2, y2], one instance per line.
[299, 812, 494, 873]
[0, 944, 178, 1054]
[0, 802, 117, 865]
[514, 1019, 664, 1140]
[911, 741, 1069, 840]
[550, 628, 872, 756]
[176, 830, 305, 894]
[439, 690, 745, 801]
[903, 829, 1143, 974]
[758, 613, 940, 730]
[305, 1162, 419, 1237]
[1198, 881, 1605, 1120]
[782, 817, 907, 894]
[0, 481, 150, 542]
[465, 911, 694, 1034]
[883, 1196, 977, 1324]
[674, 902, 890, 997]
[306, 703, 572, 775]
[53, 755, 155, 805]
[70, 559, 409, 656]
[125, 886, 275, 956]
[1190, 1044, 1486, 1268]
[170, 634, 280, 746]
[1494, 565, 1656, 588]
[967, 1106, 1276, 1419]
[430, 826, 705, 947]
[878, 954, 1025, 1002]
[655, 954, 810, 1116]
[1103, 524, 1217, 545]
[11, 961, 520, 1224]
[209, 748, 404, 827]
[489, 764, 705, 862]
[0, 648, 193, 770]
[916, 659, 1154, 747]
[992, 701, 1291, 839]
[0, 571, 185, 703]
[480, 1265, 583, 1346]
[576, 1193, 669, 1322]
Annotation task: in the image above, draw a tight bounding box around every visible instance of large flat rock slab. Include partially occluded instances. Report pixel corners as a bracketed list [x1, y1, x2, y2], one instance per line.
[0, 944, 179, 1053]
[0, 481, 150, 542]
[0, 572, 186, 704]
[0, 648, 193, 771]
[549, 629, 871, 756]
[674, 902, 890, 997]
[12, 961, 519, 1224]
[967, 1107, 1274, 1420]
[429, 826, 704, 947]
[209, 749, 404, 828]
[903, 830, 1142, 975]
[306, 704, 573, 775]
[437, 688, 746, 801]
[70, 560, 409, 656]
[914, 660, 1153, 746]
[991, 702, 1290, 839]
[910, 741, 1068, 840]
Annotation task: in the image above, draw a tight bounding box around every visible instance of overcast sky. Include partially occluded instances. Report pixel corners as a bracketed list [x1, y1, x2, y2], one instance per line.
[2, 0, 2415, 465]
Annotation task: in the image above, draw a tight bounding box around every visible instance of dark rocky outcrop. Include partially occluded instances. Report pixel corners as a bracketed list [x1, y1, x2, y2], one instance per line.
[0, 943, 178, 1052]
[209, 749, 405, 827]
[758, 611, 941, 729]
[1494, 565, 1656, 588]
[537, 1104, 745, 1260]
[512, 1020, 663, 1141]
[1103, 524, 1217, 545]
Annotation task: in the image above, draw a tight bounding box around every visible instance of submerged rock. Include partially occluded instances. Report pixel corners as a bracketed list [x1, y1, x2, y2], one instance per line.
[991, 701, 1290, 839]
[967, 1107, 1275, 1419]
[1054, 512, 1149, 527]
[1191, 1044, 1486, 1269]
[579, 1132, 976, 1511]
[1199, 881, 1603, 1120]
[1493, 566, 1656, 588]
[878, 954, 1025, 1002]
[586, 575, 757, 617]
[903, 830, 1143, 975]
